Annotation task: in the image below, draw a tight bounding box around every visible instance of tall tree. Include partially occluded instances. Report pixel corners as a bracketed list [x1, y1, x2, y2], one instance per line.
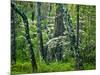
[36, 2, 46, 61]
[11, 7, 16, 65]
[75, 5, 83, 70]
[11, 2, 37, 72]
[54, 4, 65, 61]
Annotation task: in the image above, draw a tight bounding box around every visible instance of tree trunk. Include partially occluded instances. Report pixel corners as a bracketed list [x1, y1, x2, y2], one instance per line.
[36, 2, 46, 61]
[54, 4, 65, 37]
[32, 11, 35, 22]
[54, 4, 65, 61]
[11, 7, 16, 65]
[11, 2, 37, 72]
[76, 5, 83, 70]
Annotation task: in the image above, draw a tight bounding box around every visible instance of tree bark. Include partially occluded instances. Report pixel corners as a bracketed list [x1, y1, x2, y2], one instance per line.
[11, 2, 37, 72]
[36, 2, 46, 61]
[11, 7, 16, 65]
[54, 4, 65, 61]
[76, 5, 83, 70]
[54, 4, 65, 37]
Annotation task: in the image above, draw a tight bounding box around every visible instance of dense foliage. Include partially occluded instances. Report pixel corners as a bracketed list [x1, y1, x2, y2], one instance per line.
[11, 1, 96, 74]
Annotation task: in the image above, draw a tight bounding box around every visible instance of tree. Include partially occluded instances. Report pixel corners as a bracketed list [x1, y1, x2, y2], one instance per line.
[54, 4, 65, 37]
[11, 7, 16, 65]
[36, 2, 46, 61]
[11, 2, 37, 72]
[54, 4, 65, 61]
[75, 5, 83, 70]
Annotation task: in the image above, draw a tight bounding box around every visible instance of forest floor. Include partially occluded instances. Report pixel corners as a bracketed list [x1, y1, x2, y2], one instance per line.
[11, 59, 95, 75]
